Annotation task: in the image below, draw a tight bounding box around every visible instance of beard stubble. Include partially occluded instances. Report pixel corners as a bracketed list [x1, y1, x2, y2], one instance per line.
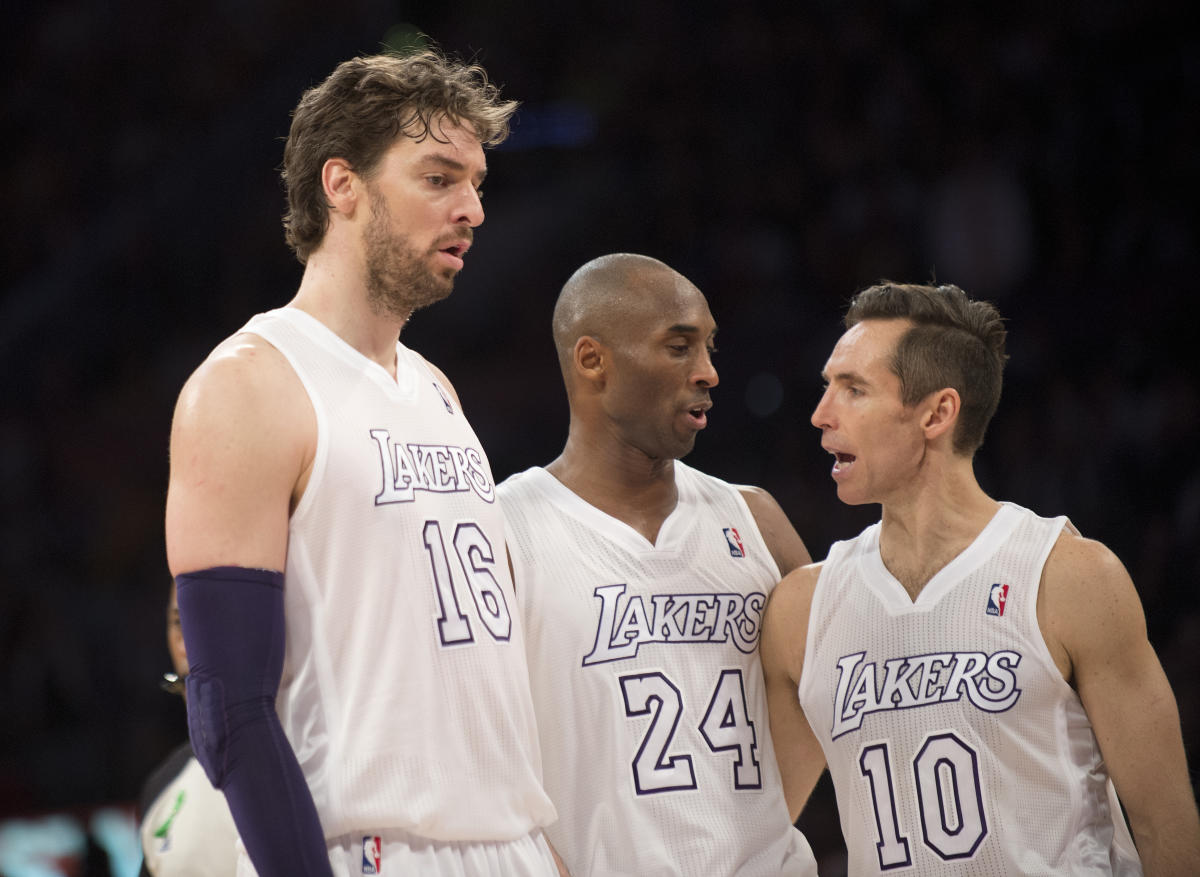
[363, 187, 458, 321]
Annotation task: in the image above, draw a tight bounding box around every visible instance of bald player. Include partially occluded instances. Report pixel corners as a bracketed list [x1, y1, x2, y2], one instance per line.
[498, 253, 819, 876]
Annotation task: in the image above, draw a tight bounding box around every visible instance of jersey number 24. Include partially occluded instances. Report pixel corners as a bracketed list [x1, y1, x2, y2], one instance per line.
[620, 669, 762, 794]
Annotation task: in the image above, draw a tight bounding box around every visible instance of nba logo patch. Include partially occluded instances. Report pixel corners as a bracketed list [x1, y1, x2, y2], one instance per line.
[986, 583, 1010, 617]
[362, 836, 382, 874]
[723, 527, 745, 558]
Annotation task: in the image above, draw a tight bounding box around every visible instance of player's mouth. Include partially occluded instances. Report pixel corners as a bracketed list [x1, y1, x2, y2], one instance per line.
[436, 239, 471, 271]
[685, 399, 712, 429]
[828, 448, 857, 479]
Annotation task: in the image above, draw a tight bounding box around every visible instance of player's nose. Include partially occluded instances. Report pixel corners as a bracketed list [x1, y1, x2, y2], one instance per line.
[454, 184, 484, 228]
[811, 388, 835, 430]
[693, 349, 718, 388]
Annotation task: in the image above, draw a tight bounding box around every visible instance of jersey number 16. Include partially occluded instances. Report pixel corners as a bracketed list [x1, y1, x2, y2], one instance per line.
[422, 519, 512, 645]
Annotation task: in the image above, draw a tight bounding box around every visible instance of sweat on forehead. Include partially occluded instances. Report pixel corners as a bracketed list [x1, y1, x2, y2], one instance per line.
[552, 254, 699, 350]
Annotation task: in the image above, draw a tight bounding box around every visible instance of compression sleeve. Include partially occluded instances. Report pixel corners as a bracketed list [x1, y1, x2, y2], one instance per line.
[175, 566, 332, 877]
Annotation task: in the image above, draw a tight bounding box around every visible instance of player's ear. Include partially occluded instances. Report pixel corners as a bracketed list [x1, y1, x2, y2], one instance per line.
[322, 158, 359, 216]
[921, 387, 960, 443]
[574, 336, 607, 384]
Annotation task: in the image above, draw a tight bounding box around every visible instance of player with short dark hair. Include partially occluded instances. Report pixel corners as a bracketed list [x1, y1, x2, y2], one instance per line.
[762, 281, 1200, 874]
[165, 50, 559, 876]
[499, 253, 819, 876]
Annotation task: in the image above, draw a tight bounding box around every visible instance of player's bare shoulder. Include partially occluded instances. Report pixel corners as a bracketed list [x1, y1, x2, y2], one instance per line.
[166, 331, 316, 573]
[770, 562, 823, 627]
[1038, 525, 1142, 683]
[175, 332, 306, 424]
[762, 561, 824, 681]
[1047, 526, 1129, 582]
[736, 485, 812, 575]
[735, 485, 778, 522]
[1041, 526, 1136, 619]
[174, 330, 318, 476]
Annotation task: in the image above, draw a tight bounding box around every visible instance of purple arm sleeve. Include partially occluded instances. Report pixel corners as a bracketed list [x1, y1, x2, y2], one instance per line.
[175, 566, 332, 877]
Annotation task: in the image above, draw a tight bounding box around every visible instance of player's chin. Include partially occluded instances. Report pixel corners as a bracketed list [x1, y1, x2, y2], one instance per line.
[426, 270, 457, 299]
[670, 432, 699, 459]
[834, 483, 873, 506]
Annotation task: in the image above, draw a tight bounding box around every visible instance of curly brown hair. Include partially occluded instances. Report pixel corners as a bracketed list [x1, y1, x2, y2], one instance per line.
[845, 282, 1008, 455]
[281, 50, 518, 263]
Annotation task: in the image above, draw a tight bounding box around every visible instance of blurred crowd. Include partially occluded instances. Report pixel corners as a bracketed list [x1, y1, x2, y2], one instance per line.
[1, 1, 1196, 868]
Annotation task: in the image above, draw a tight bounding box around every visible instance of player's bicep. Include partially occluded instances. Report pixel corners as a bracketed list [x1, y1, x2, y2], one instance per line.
[1043, 534, 1151, 703]
[1044, 536, 1198, 852]
[762, 568, 826, 821]
[766, 667, 826, 822]
[1078, 633, 1198, 861]
[166, 341, 310, 574]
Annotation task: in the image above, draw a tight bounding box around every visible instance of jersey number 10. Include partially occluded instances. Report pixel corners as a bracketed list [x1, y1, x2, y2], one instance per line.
[859, 733, 988, 869]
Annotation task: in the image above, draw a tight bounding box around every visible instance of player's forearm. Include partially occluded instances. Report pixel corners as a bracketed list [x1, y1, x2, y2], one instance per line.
[1130, 805, 1200, 877]
[215, 699, 332, 876]
[178, 566, 333, 876]
[1090, 667, 1200, 874]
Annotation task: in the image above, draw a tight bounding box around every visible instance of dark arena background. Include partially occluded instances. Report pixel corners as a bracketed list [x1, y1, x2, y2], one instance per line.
[2, 2, 1197, 874]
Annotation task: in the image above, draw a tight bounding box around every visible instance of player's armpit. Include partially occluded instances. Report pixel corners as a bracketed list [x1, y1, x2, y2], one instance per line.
[738, 486, 812, 577]
[165, 334, 314, 575]
[1041, 534, 1200, 874]
[761, 566, 827, 823]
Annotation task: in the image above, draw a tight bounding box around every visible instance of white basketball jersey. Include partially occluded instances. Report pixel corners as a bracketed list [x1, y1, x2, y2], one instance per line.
[241, 308, 555, 841]
[798, 502, 1142, 875]
[499, 463, 816, 877]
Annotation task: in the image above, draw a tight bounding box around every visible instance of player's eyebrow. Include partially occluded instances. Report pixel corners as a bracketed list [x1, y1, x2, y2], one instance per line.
[665, 323, 719, 338]
[418, 153, 488, 185]
[822, 369, 867, 385]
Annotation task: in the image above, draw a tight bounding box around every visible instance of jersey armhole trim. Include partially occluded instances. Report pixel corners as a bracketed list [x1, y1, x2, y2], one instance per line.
[797, 549, 841, 705]
[1024, 514, 1073, 692]
[238, 323, 329, 527]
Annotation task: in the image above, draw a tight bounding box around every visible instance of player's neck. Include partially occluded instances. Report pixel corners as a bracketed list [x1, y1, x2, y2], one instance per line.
[289, 255, 408, 377]
[547, 437, 679, 545]
[877, 470, 1000, 601]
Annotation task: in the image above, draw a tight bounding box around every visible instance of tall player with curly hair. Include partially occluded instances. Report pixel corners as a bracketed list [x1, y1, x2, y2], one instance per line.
[165, 50, 559, 877]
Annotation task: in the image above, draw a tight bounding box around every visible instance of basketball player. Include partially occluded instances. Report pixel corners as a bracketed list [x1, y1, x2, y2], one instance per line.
[138, 581, 239, 876]
[761, 282, 1200, 874]
[498, 253, 819, 876]
[165, 51, 559, 876]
